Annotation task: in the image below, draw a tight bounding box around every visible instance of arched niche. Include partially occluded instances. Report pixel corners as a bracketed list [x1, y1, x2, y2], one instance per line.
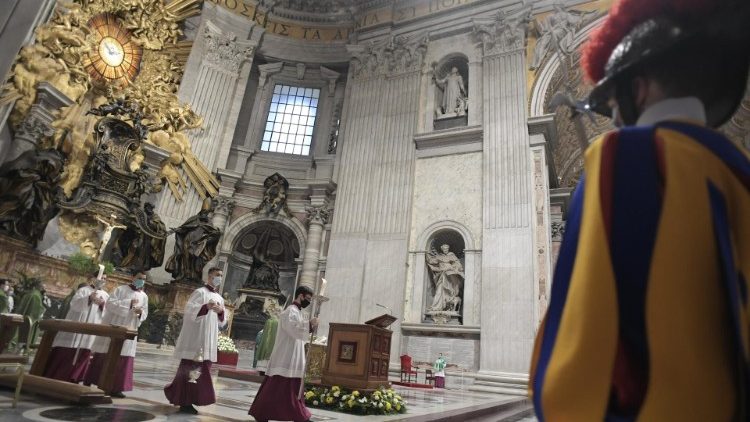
[222, 214, 306, 303]
[411, 220, 478, 326]
[431, 53, 469, 130]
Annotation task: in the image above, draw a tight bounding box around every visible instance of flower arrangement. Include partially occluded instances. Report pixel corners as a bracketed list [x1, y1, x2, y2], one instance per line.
[217, 335, 238, 353]
[304, 385, 407, 415]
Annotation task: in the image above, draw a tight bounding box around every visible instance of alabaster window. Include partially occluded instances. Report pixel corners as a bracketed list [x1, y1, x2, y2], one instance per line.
[261, 84, 320, 155]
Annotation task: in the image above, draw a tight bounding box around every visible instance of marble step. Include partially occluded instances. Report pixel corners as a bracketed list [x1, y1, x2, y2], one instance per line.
[388, 397, 531, 422]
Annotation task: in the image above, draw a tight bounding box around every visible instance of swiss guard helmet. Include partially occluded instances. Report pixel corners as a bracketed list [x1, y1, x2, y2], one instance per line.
[583, 0, 750, 128]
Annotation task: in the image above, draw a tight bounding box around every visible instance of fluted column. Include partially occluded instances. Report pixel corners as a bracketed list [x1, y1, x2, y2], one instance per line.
[298, 203, 330, 289]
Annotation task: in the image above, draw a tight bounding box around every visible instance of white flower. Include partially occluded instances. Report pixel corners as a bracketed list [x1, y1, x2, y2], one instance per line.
[313, 400, 319, 405]
[333, 391, 340, 397]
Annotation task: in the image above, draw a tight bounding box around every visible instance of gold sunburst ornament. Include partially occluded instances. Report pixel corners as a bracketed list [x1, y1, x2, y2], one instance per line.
[84, 14, 142, 85]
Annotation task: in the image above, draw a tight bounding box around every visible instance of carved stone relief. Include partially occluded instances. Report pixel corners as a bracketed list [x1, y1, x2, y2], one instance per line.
[350, 34, 428, 80]
[472, 4, 533, 57]
[529, 2, 598, 71]
[203, 27, 255, 74]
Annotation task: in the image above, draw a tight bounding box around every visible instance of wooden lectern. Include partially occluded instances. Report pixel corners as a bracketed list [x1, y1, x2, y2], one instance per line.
[321, 314, 396, 390]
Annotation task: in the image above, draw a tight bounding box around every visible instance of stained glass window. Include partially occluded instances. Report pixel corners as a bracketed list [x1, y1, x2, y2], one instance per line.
[261, 84, 320, 155]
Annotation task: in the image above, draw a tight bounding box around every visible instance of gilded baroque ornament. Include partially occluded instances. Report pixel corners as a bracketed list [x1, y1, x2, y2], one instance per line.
[203, 27, 255, 73]
[350, 34, 429, 80]
[472, 4, 533, 56]
[1, 0, 218, 202]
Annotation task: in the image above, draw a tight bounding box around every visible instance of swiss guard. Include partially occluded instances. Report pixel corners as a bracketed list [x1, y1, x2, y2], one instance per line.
[529, 0, 750, 420]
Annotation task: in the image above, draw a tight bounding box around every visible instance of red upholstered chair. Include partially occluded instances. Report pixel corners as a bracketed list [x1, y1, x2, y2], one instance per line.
[399, 354, 418, 383]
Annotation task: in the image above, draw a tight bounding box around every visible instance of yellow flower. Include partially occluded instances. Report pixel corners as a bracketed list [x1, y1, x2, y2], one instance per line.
[332, 386, 340, 392]
[347, 399, 354, 408]
[386, 402, 392, 411]
[396, 404, 401, 411]
[326, 397, 334, 404]
[352, 390, 360, 397]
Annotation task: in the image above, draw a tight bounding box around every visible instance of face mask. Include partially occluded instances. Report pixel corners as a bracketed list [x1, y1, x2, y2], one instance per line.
[133, 279, 145, 289]
[211, 276, 222, 287]
[300, 298, 311, 308]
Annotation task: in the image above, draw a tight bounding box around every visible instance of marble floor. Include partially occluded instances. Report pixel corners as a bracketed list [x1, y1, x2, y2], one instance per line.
[0, 343, 534, 422]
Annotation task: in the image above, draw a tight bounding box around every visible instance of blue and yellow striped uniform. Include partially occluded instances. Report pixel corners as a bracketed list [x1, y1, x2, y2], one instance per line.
[530, 121, 750, 421]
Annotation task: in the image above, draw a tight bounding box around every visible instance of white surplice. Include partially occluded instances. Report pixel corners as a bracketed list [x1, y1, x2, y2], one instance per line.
[266, 304, 309, 379]
[90, 285, 148, 357]
[173, 286, 226, 362]
[52, 285, 109, 350]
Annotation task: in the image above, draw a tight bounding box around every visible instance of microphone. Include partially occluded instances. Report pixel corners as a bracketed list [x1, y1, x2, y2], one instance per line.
[376, 303, 392, 315]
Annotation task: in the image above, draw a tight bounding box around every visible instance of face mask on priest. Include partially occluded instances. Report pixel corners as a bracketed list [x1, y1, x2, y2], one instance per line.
[132, 274, 146, 290]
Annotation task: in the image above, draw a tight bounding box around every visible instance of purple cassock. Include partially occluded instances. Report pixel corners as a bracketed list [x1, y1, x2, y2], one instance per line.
[43, 285, 108, 383]
[249, 375, 311, 422]
[164, 360, 216, 406]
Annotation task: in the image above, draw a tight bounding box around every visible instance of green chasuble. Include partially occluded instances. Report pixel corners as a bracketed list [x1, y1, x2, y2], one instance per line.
[16, 288, 45, 345]
[253, 329, 264, 368]
[255, 316, 278, 361]
[0, 290, 8, 314]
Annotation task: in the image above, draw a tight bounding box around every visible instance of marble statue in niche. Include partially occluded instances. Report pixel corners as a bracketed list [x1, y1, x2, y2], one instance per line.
[434, 67, 468, 118]
[424, 240, 465, 325]
[431, 55, 470, 128]
[427, 244, 464, 312]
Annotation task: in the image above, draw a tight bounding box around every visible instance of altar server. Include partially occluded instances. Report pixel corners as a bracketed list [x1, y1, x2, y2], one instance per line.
[249, 285, 317, 422]
[164, 267, 226, 414]
[44, 271, 109, 383]
[84, 271, 148, 398]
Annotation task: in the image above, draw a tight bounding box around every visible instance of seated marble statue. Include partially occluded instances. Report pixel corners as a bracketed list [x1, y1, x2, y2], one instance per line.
[426, 244, 465, 312]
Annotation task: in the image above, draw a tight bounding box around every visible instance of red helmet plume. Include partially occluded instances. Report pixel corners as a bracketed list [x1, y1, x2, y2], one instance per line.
[581, 0, 719, 83]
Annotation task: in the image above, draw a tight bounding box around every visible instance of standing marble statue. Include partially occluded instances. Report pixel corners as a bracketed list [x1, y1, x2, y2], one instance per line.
[427, 244, 464, 312]
[434, 67, 467, 117]
[165, 200, 222, 284]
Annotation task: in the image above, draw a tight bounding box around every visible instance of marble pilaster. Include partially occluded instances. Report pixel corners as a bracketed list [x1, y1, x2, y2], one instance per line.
[471, 5, 535, 394]
[320, 35, 428, 366]
[154, 3, 259, 284]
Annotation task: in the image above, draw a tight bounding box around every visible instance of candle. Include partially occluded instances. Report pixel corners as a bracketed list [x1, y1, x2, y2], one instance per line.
[97, 264, 105, 280]
[319, 278, 327, 297]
